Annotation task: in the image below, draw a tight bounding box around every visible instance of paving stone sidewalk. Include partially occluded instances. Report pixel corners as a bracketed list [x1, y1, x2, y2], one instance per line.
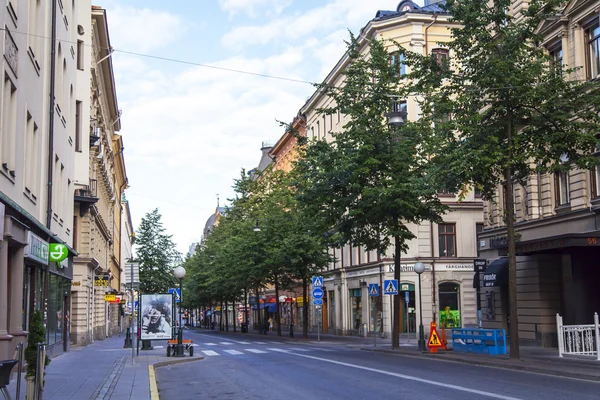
[5, 332, 200, 400]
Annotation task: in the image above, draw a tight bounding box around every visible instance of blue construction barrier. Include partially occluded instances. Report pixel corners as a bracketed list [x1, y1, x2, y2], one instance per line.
[451, 328, 507, 355]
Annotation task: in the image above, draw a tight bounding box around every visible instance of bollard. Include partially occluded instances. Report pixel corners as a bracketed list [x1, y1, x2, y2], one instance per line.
[123, 327, 133, 348]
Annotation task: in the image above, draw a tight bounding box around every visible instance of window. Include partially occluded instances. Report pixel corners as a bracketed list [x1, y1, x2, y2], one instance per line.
[75, 100, 82, 151]
[316, 121, 320, 140]
[438, 223, 456, 257]
[349, 289, 362, 330]
[392, 99, 407, 114]
[77, 40, 84, 70]
[439, 282, 461, 328]
[390, 52, 406, 77]
[1, 75, 17, 174]
[549, 44, 563, 75]
[438, 188, 455, 197]
[474, 187, 483, 198]
[476, 223, 484, 256]
[431, 48, 450, 68]
[555, 170, 570, 206]
[585, 18, 600, 80]
[590, 166, 600, 199]
[24, 112, 39, 197]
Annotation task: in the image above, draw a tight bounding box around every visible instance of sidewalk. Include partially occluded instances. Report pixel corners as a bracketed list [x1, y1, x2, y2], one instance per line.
[5, 333, 202, 400]
[208, 326, 600, 382]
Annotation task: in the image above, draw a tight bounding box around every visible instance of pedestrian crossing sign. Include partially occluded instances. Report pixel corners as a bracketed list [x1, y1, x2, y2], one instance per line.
[368, 284, 380, 297]
[383, 279, 398, 295]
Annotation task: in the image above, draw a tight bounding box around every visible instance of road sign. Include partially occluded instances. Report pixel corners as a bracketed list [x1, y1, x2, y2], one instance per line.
[404, 291, 409, 304]
[168, 287, 181, 303]
[313, 299, 323, 305]
[312, 287, 324, 299]
[312, 276, 323, 287]
[104, 294, 116, 302]
[428, 322, 444, 352]
[383, 279, 398, 295]
[368, 284, 380, 297]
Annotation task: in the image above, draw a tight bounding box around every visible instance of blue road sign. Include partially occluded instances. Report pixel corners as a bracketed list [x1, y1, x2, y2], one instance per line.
[313, 299, 323, 305]
[168, 288, 181, 303]
[312, 276, 323, 287]
[368, 284, 380, 297]
[134, 300, 139, 309]
[383, 279, 398, 295]
[312, 287, 324, 299]
[405, 291, 410, 303]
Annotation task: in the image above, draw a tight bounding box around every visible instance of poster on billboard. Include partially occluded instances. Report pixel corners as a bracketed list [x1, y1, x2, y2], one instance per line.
[140, 294, 174, 340]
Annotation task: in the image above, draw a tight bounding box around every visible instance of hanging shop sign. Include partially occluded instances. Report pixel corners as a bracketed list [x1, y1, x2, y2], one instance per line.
[24, 232, 49, 264]
[94, 275, 109, 287]
[104, 294, 116, 302]
[48, 243, 69, 262]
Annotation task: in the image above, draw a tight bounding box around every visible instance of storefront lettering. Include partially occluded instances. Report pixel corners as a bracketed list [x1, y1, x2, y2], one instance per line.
[24, 232, 49, 264]
[489, 233, 521, 249]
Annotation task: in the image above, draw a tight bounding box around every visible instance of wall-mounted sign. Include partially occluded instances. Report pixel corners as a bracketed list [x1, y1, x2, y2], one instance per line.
[71, 281, 81, 286]
[94, 275, 109, 287]
[49, 243, 69, 262]
[104, 294, 116, 302]
[24, 232, 49, 264]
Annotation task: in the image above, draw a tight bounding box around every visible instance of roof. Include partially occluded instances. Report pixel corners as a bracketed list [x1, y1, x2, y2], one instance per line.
[375, 0, 448, 21]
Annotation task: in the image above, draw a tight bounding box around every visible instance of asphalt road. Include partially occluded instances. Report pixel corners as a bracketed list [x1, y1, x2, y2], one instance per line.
[155, 330, 600, 400]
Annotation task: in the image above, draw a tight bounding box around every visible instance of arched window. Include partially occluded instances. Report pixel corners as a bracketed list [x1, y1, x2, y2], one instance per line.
[439, 282, 461, 328]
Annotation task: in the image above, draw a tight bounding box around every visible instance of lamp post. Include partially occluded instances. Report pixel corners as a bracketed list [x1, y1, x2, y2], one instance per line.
[173, 265, 186, 356]
[414, 261, 426, 351]
[386, 102, 406, 349]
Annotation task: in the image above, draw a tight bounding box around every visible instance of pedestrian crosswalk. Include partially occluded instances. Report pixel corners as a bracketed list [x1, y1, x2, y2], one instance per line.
[193, 342, 337, 357]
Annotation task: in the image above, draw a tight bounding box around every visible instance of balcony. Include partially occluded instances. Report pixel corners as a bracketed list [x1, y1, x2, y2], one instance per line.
[74, 179, 99, 216]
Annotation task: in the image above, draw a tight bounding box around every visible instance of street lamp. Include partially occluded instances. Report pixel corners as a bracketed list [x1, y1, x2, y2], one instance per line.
[414, 261, 426, 351]
[173, 265, 186, 356]
[253, 219, 261, 232]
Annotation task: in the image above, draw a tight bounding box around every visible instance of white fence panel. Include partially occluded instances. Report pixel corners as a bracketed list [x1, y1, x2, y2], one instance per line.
[556, 312, 600, 360]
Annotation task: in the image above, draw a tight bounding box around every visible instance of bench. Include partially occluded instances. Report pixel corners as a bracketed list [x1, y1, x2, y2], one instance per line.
[451, 328, 507, 355]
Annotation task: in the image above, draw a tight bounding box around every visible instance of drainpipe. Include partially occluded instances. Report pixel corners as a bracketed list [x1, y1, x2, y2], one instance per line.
[424, 14, 438, 56]
[46, 0, 57, 229]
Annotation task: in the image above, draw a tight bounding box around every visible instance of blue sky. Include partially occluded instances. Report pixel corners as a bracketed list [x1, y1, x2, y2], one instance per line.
[100, 0, 421, 255]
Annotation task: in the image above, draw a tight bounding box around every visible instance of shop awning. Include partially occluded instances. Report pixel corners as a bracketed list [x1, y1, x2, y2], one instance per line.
[267, 303, 277, 313]
[482, 258, 509, 287]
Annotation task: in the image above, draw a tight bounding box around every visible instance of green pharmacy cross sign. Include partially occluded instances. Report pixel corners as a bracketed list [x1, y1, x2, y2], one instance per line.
[48, 243, 69, 262]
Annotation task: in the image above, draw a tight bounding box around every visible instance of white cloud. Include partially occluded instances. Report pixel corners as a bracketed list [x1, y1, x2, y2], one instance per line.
[219, 0, 292, 18]
[221, 0, 394, 49]
[107, 6, 188, 53]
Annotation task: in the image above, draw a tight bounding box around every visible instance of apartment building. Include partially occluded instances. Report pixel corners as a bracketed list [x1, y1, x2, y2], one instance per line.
[71, 3, 129, 344]
[295, 1, 484, 338]
[478, 0, 600, 347]
[0, 0, 80, 360]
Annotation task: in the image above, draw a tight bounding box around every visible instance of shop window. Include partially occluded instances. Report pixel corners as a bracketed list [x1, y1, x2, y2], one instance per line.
[439, 282, 461, 328]
[328, 291, 335, 329]
[438, 223, 456, 257]
[369, 292, 383, 333]
[349, 289, 362, 330]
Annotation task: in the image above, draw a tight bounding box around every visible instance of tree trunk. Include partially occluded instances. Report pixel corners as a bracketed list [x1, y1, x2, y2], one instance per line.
[303, 277, 309, 338]
[505, 96, 520, 360]
[392, 224, 401, 349]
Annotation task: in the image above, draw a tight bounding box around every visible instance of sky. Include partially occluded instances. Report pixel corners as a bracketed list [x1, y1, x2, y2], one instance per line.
[100, 0, 422, 256]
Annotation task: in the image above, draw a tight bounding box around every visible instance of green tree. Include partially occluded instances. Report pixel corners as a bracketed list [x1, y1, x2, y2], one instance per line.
[25, 310, 50, 378]
[408, 0, 600, 358]
[295, 34, 447, 348]
[136, 208, 181, 293]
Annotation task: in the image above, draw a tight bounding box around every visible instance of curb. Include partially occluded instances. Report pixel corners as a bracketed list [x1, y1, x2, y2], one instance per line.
[362, 348, 600, 382]
[149, 356, 205, 400]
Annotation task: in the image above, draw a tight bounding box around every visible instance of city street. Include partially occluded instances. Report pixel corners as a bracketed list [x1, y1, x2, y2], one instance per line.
[156, 330, 600, 400]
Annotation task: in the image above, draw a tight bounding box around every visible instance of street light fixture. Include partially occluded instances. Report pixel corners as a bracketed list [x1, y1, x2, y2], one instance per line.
[173, 265, 186, 356]
[414, 261, 426, 351]
[253, 219, 261, 232]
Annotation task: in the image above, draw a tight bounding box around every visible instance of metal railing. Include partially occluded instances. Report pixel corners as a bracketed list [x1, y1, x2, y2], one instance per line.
[75, 179, 98, 198]
[556, 313, 600, 360]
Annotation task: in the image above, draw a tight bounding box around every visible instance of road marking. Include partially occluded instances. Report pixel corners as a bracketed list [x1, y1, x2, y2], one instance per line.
[205, 343, 217, 346]
[267, 348, 289, 353]
[201, 350, 220, 356]
[220, 342, 234, 345]
[233, 341, 251, 345]
[245, 349, 267, 354]
[224, 350, 243, 355]
[153, 346, 164, 349]
[287, 347, 312, 352]
[283, 352, 524, 400]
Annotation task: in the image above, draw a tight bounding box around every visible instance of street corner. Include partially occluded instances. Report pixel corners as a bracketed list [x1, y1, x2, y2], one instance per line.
[149, 356, 205, 400]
